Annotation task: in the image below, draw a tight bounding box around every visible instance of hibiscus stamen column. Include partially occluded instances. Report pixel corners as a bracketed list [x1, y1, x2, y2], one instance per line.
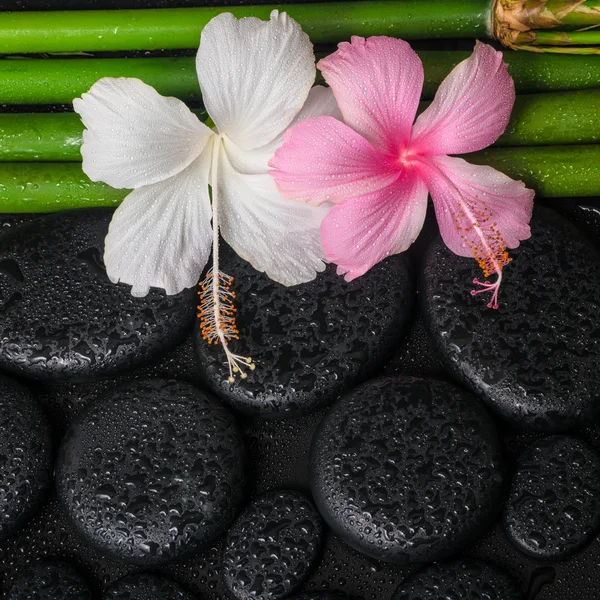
[448, 187, 510, 310]
[198, 136, 255, 382]
[471, 274, 503, 310]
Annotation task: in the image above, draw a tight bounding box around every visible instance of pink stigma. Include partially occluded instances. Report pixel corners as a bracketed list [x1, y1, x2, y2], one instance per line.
[470, 273, 503, 310]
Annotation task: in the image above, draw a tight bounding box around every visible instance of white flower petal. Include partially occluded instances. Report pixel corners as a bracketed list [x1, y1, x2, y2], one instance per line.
[216, 143, 328, 286]
[223, 85, 341, 176]
[289, 84, 342, 124]
[74, 77, 212, 189]
[197, 10, 316, 151]
[104, 145, 214, 297]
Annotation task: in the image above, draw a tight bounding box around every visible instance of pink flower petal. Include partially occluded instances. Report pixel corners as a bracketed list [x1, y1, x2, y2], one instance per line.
[318, 36, 423, 155]
[321, 168, 428, 281]
[410, 42, 515, 156]
[415, 154, 533, 285]
[269, 115, 400, 206]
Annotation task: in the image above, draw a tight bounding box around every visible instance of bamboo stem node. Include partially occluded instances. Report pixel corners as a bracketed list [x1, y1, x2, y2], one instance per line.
[492, 0, 600, 53]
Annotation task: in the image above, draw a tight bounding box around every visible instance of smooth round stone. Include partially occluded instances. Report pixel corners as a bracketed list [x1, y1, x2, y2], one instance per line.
[194, 244, 415, 417]
[289, 595, 347, 600]
[546, 198, 600, 248]
[56, 379, 246, 566]
[391, 559, 523, 600]
[103, 573, 197, 600]
[0, 375, 53, 542]
[7, 559, 92, 600]
[420, 206, 600, 431]
[0, 210, 195, 382]
[310, 377, 505, 564]
[503, 435, 600, 560]
[223, 489, 324, 599]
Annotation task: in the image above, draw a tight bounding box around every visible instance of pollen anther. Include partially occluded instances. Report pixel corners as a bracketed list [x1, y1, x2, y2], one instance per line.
[197, 268, 255, 381]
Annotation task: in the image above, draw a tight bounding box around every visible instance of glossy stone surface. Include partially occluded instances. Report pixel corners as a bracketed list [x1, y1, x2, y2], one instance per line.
[194, 245, 415, 417]
[310, 377, 505, 564]
[0, 375, 53, 542]
[56, 379, 246, 565]
[7, 559, 92, 600]
[420, 206, 600, 431]
[289, 594, 347, 600]
[391, 559, 523, 600]
[223, 489, 324, 599]
[103, 572, 198, 599]
[504, 435, 600, 560]
[0, 210, 195, 381]
[546, 198, 600, 248]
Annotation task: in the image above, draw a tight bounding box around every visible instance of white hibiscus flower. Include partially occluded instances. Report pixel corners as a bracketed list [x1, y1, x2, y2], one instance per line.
[74, 10, 340, 379]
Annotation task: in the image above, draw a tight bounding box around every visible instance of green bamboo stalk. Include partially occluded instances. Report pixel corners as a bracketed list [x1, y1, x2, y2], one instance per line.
[0, 57, 204, 105]
[3, 50, 600, 106]
[508, 44, 600, 55]
[3, 1, 599, 55]
[522, 30, 600, 47]
[467, 145, 600, 198]
[496, 90, 600, 146]
[0, 1, 490, 54]
[0, 146, 598, 212]
[0, 113, 85, 161]
[2, 91, 599, 161]
[0, 163, 124, 212]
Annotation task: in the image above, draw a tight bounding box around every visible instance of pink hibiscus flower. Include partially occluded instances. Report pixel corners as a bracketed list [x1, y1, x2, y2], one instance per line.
[269, 37, 535, 309]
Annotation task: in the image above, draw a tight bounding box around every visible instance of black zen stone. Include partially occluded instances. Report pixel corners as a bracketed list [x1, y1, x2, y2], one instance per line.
[289, 595, 348, 599]
[103, 572, 197, 600]
[7, 559, 92, 600]
[503, 435, 600, 560]
[545, 198, 600, 249]
[310, 377, 505, 564]
[55, 379, 246, 565]
[0, 375, 53, 542]
[194, 245, 415, 417]
[223, 489, 324, 599]
[0, 210, 195, 382]
[391, 559, 523, 600]
[420, 206, 600, 431]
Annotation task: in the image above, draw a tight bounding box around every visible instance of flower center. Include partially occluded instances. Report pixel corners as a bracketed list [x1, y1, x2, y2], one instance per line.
[399, 150, 416, 167]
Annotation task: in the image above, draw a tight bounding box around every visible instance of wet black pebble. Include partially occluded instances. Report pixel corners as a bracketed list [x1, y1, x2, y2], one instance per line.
[223, 489, 324, 599]
[103, 572, 197, 600]
[55, 379, 246, 565]
[289, 594, 347, 599]
[545, 198, 600, 249]
[7, 559, 92, 600]
[0, 375, 53, 542]
[310, 377, 505, 564]
[420, 206, 600, 431]
[391, 559, 523, 600]
[0, 210, 195, 382]
[194, 245, 415, 417]
[503, 435, 600, 560]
